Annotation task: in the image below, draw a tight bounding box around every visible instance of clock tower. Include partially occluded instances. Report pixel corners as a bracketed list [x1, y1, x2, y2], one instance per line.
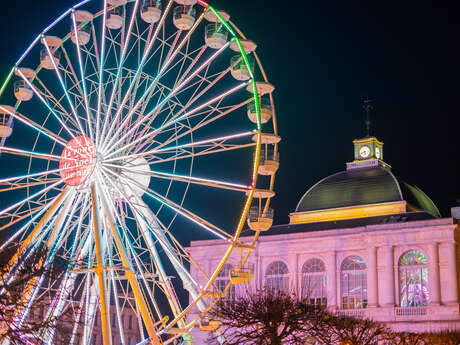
[353, 136, 384, 161]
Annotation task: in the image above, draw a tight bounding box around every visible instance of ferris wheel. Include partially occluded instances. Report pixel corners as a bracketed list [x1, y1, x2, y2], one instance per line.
[0, 0, 279, 344]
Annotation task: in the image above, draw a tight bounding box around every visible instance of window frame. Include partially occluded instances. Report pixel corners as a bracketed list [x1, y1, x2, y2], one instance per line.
[340, 255, 368, 310]
[265, 260, 290, 292]
[301, 258, 327, 306]
[398, 250, 429, 307]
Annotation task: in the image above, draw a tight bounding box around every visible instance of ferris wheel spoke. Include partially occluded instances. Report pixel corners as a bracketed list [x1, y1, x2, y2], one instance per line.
[103, 82, 248, 159]
[104, 132, 254, 166]
[0, 178, 61, 193]
[116, 188, 202, 293]
[99, 0, 175, 147]
[33, 75, 81, 130]
[71, 11, 94, 140]
[95, 178, 163, 342]
[15, 68, 79, 140]
[102, 38, 228, 155]
[105, 167, 232, 242]
[0, 107, 69, 148]
[0, 177, 70, 219]
[129, 200, 206, 322]
[94, 0, 109, 147]
[100, 10, 207, 153]
[149, 141, 257, 166]
[134, 50, 227, 138]
[60, 46, 86, 99]
[95, 171, 168, 321]
[109, 163, 250, 193]
[173, 45, 207, 89]
[1, 146, 64, 162]
[41, 37, 86, 136]
[139, 98, 251, 154]
[150, 131, 254, 157]
[104, 0, 140, 120]
[0, 200, 58, 252]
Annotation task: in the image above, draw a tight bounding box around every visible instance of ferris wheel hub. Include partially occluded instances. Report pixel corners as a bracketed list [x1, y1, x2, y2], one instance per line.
[59, 135, 96, 186]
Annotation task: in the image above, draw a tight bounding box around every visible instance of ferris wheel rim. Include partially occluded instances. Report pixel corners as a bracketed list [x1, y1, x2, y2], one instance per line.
[0, 0, 279, 342]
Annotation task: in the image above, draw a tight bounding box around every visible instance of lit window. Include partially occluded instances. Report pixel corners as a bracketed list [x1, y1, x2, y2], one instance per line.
[215, 263, 235, 299]
[301, 258, 327, 306]
[399, 250, 429, 307]
[341, 255, 367, 309]
[265, 261, 289, 292]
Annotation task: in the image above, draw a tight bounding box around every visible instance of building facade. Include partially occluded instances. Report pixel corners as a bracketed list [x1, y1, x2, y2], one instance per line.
[187, 135, 460, 344]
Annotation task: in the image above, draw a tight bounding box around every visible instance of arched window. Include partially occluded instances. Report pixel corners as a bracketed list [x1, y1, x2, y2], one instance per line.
[265, 261, 289, 292]
[399, 250, 429, 307]
[341, 255, 367, 309]
[301, 258, 327, 306]
[215, 264, 235, 298]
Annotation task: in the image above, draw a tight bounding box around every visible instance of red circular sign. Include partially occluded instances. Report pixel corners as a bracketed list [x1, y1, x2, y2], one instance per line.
[59, 136, 96, 186]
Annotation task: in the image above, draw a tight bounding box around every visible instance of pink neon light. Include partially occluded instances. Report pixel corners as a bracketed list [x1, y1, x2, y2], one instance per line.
[59, 136, 96, 186]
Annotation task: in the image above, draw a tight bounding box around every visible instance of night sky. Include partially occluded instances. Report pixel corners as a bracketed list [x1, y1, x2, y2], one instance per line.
[0, 0, 458, 226]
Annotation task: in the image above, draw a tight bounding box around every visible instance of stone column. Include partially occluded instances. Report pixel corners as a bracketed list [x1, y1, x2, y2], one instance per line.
[367, 246, 378, 307]
[381, 245, 395, 306]
[428, 243, 441, 306]
[327, 251, 337, 310]
[441, 241, 458, 305]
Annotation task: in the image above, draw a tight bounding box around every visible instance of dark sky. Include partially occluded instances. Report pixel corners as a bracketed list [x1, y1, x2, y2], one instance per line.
[0, 0, 458, 225]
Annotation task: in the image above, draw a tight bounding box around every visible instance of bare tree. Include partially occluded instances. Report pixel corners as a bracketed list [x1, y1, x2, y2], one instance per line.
[207, 288, 322, 345]
[0, 244, 72, 344]
[382, 332, 428, 345]
[310, 313, 388, 345]
[427, 331, 460, 345]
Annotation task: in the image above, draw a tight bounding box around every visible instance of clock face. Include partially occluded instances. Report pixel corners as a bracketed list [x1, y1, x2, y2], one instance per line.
[375, 147, 381, 159]
[359, 145, 371, 158]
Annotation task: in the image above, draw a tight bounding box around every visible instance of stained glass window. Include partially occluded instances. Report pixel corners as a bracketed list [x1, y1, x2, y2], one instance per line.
[399, 250, 429, 307]
[341, 256, 367, 309]
[301, 258, 327, 306]
[265, 261, 289, 292]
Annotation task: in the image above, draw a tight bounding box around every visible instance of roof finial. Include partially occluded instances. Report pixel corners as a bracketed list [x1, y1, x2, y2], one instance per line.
[362, 98, 373, 137]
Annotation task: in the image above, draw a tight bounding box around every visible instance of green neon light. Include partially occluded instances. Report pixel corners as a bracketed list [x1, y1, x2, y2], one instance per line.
[0, 68, 14, 98]
[208, 6, 261, 130]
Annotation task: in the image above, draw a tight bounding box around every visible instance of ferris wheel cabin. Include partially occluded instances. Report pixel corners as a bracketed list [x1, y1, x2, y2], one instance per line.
[173, 5, 196, 30]
[71, 10, 93, 45]
[247, 96, 273, 124]
[230, 55, 254, 81]
[258, 149, 279, 176]
[140, 0, 162, 23]
[205, 23, 228, 49]
[40, 36, 62, 70]
[229, 262, 255, 284]
[13, 68, 35, 102]
[106, 6, 124, 30]
[204, 9, 230, 23]
[199, 318, 222, 333]
[230, 39, 257, 53]
[0, 105, 14, 138]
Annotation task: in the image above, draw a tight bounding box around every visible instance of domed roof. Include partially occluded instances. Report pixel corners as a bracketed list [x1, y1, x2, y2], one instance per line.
[296, 166, 440, 217]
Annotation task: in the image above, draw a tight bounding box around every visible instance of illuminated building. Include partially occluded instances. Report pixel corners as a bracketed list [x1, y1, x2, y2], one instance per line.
[187, 134, 460, 343]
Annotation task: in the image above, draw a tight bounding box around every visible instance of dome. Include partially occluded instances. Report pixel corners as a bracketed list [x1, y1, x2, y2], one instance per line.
[296, 166, 440, 217]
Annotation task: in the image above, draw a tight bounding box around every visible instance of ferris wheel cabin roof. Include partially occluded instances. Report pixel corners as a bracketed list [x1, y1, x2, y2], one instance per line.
[204, 10, 230, 22]
[74, 10, 94, 23]
[14, 68, 35, 80]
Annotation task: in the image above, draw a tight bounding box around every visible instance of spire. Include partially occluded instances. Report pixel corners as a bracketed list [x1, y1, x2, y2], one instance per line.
[362, 98, 373, 137]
